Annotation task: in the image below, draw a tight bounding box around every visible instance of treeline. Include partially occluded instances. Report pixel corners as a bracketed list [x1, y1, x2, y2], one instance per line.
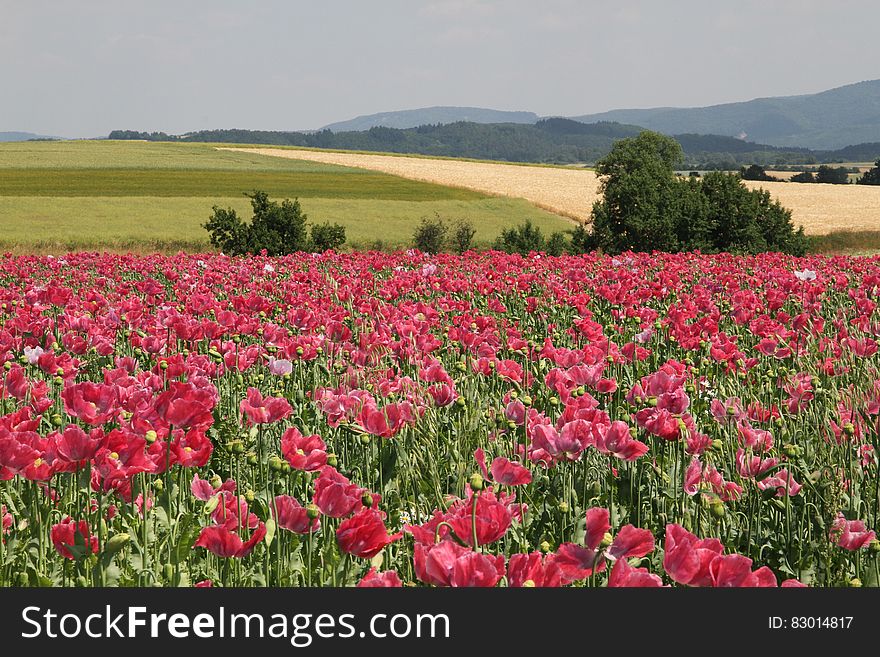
[106, 121, 880, 167]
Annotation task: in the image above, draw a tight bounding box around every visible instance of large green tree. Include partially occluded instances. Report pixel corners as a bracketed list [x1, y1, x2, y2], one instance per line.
[857, 159, 880, 185]
[585, 131, 806, 256]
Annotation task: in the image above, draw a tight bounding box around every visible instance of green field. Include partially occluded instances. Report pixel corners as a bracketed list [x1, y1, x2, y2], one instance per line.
[0, 141, 572, 252]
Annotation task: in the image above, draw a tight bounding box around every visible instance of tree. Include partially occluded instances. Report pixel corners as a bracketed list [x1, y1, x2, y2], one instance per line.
[587, 131, 686, 253]
[740, 164, 777, 181]
[579, 131, 806, 256]
[790, 171, 816, 183]
[857, 159, 880, 185]
[203, 191, 345, 255]
[815, 165, 850, 184]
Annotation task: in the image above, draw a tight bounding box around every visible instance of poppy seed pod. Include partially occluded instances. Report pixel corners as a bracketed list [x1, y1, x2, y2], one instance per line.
[145, 430, 158, 443]
[327, 453, 338, 467]
[539, 540, 552, 553]
[306, 503, 321, 520]
[469, 473, 484, 491]
[105, 533, 131, 554]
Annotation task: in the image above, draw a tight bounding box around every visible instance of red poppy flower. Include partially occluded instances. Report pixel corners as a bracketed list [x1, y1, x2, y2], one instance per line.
[336, 508, 402, 559]
[830, 513, 876, 551]
[193, 522, 267, 558]
[312, 466, 369, 518]
[413, 541, 505, 588]
[61, 382, 118, 425]
[154, 381, 216, 429]
[280, 427, 327, 471]
[51, 517, 98, 560]
[240, 387, 292, 425]
[53, 425, 105, 464]
[357, 568, 403, 587]
[272, 495, 320, 534]
[507, 552, 562, 587]
[608, 558, 664, 587]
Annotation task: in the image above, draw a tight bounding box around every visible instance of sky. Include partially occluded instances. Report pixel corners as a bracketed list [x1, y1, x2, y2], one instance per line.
[1, 0, 877, 138]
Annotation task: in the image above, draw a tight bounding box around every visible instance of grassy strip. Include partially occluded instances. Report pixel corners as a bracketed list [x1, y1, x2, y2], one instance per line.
[807, 230, 880, 254]
[0, 167, 485, 200]
[0, 196, 571, 251]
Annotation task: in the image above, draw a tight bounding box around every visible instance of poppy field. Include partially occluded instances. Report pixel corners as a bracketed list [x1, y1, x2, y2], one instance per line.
[1, 250, 879, 588]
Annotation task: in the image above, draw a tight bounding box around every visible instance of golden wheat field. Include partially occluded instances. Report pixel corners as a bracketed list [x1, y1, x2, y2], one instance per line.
[224, 148, 880, 235]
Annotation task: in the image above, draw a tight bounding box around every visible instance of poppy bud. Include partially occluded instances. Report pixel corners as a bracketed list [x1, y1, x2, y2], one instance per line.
[469, 473, 484, 491]
[548, 396, 559, 406]
[850, 578, 862, 588]
[510, 390, 519, 399]
[521, 395, 532, 406]
[773, 417, 784, 428]
[711, 439, 724, 451]
[600, 532, 613, 548]
[327, 453, 338, 467]
[51, 414, 63, 427]
[268, 455, 284, 472]
[557, 501, 569, 513]
[360, 434, 371, 445]
[246, 452, 258, 466]
[282, 462, 292, 474]
[710, 502, 725, 518]
[361, 491, 374, 507]
[306, 503, 321, 520]
[159, 361, 168, 370]
[588, 481, 602, 497]
[231, 440, 245, 454]
[455, 397, 466, 408]
[105, 533, 130, 554]
[869, 540, 880, 554]
[576, 386, 585, 397]
[539, 540, 551, 553]
[153, 479, 164, 491]
[145, 430, 158, 444]
[782, 443, 800, 458]
[74, 575, 89, 588]
[522, 579, 536, 587]
[843, 423, 855, 437]
[3, 362, 10, 371]
[204, 496, 220, 514]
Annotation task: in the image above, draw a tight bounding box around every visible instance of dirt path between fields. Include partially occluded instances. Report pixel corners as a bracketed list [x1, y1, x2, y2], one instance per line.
[220, 147, 880, 235]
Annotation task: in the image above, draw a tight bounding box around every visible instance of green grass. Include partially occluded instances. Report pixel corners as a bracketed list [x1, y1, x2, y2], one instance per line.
[0, 168, 483, 200]
[0, 140, 574, 253]
[807, 230, 880, 254]
[0, 196, 572, 253]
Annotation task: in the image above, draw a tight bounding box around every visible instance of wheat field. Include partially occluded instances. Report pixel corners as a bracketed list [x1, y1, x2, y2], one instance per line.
[224, 148, 880, 235]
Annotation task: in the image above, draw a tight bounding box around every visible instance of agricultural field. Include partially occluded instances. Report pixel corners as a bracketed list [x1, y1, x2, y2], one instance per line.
[0, 250, 878, 587]
[232, 147, 880, 237]
[0, 141, 571, 252]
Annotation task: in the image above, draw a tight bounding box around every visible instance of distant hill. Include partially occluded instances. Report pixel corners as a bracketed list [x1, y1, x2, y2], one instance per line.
[0, 131, 60, 142]
[110, 120, 880, 168]
[570, 80, 880, 150]
[322, 106, 539, 132]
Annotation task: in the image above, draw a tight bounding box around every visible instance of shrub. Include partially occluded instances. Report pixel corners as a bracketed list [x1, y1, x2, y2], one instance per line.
[495, 219, 546, 255]
[815, 165, 850, 184]
[310, 222, 347, 252]
[790, 171, 816, 183]
[412, 214, 448, 253]
[857, 159, 880, 185]
[204, 191, 345, 255]
[546, 231, 568, 256]
[452, 220, 477, 254]
[740, 164, 777, 181]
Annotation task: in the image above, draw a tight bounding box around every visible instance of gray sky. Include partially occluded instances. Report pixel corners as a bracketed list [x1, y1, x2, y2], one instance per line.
[1, 0, 877, 138]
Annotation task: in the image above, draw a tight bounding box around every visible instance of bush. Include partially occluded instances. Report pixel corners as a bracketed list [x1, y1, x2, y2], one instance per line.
[857, 159, 880, 185]
[740, 164, 777, 181]
[412, 214, 448, 253]
[583, 131, 806, 256]
[452, 220, 477, 254]
[310, 222, 347, 252]
[204, 191, 345, 255]
[815, 165, 850, 184]
[790, 171, 816, 183]
[546, 231, 568, 256]
[494, 220, 546, 254]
